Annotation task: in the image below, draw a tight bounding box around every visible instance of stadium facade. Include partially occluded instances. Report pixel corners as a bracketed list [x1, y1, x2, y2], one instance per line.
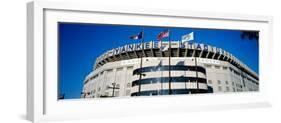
[81, 41, 259, 98]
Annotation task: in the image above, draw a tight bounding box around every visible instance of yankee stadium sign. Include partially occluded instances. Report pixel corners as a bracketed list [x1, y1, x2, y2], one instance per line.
[96, 41, 230, 62]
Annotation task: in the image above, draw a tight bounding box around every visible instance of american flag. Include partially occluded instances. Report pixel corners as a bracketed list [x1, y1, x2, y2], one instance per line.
[157, 30, 169, 40]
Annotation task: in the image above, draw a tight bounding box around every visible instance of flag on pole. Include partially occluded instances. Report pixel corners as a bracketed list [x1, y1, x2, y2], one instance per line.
[130, 31, 143, 40]
[182, 32, 194, 42]
[157, 30, 169, 40]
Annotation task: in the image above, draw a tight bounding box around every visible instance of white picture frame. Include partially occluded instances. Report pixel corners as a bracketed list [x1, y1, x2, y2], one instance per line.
[27, 0, 273, 122]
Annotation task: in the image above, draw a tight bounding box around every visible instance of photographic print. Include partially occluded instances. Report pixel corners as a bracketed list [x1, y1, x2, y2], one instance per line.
[58, 23, 259, 100]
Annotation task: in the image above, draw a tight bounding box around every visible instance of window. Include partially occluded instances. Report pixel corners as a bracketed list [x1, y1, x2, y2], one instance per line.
[225, 81, 228, 85]
[127, 66, 133, 70]
[226, 87, 230, 92]
[208, 80, 212, 84]
[131, 77, 207, 86]
[205, 65, 212, 68]
[107, 69, 113, 72]
[223, 66, 228, 70]
[98, 87, 101, 91]
[126, 90, 131, 96]
[215, 66, 220, 69]
[232, 82, 235, 86]
[106, 85, 110, 90]
[105, 92, 109, 96]
[233, 88, 236, 92]
[218, 86, 222, 91]
[115, 91, 119, 96]
[116, 84, 120, 88]
[217, 80, 221, 84]
[117, 67, 123, 71]
[84, 80, 89, 84]
[132, 65, 206, 75]
[127, 83, 131, 87]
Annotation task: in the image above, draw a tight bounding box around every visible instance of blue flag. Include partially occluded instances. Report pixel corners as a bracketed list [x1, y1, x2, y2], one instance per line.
[130, 31, 143, 40]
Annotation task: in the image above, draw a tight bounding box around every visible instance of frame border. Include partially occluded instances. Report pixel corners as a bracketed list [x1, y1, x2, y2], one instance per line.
[27, 0, 273, 122]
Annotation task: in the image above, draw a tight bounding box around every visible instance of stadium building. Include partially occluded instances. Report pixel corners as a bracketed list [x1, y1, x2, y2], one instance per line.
[81, 41, 259, 98]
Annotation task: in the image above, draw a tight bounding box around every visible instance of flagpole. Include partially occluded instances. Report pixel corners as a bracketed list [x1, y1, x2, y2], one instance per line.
[138, 28, 144, 96]
[168, 29, 172, 95]
[193, 30, 199, 93]
[193, 39, 199, 93]
[195, 50, 199, 93]
[159, 39, 163, 95]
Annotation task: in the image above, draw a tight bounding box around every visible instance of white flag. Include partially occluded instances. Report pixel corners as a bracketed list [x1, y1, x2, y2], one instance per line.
[182, 32, 194, 42]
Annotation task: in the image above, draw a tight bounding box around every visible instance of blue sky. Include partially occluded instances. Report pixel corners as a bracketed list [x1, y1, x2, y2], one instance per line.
[58, 23, 259, 99]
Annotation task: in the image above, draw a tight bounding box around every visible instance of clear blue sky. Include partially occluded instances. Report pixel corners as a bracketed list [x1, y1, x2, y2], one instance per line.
[59, 23, 259, 99]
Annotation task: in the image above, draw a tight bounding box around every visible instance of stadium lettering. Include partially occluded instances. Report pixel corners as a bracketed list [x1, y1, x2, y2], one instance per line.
[135, 43, 142, 50]
[127, 44, 134, 51]
[109, 41, 225, 57]
[114, 48, 120, 55]
[145, 42, 150, 49]
[188, 42, 193, 49]
[179, 42, 186, 48]
[196, 44, 201, 50]
[153, 41, 159, 48]
[121, 46, 126, 53]
[203, 44, 208, 51]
